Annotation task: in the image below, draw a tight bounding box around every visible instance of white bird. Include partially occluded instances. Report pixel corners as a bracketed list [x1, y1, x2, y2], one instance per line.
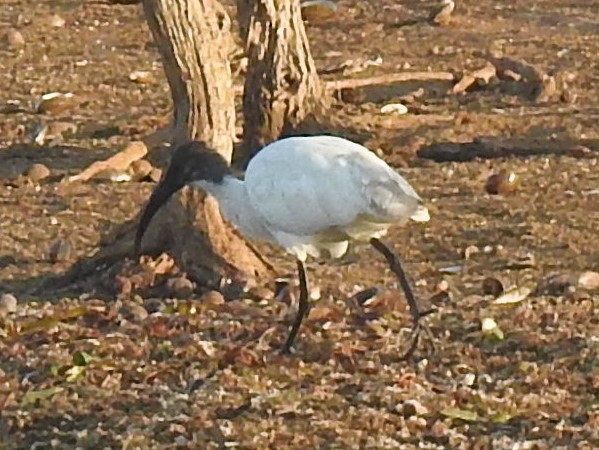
[135, 135, 432, 355]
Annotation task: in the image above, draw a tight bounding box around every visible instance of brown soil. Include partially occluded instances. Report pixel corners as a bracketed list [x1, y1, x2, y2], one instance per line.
[1, 0, 598, 448]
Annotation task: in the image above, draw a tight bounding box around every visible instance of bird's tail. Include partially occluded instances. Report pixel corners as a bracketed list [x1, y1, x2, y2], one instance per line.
[410, 204, 430, 222]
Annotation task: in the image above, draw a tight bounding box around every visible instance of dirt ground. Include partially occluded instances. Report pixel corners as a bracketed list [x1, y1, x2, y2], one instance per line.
[1, 0, 599, 448]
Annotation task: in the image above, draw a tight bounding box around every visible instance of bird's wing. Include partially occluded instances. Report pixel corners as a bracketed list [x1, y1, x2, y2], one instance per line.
[245, 151, 363, 235]
[349, 148, 424, 222]
[244, 136, 424, 236]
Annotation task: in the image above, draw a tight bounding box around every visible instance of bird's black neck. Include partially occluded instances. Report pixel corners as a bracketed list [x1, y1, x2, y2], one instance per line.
[169, 141, 233, 185]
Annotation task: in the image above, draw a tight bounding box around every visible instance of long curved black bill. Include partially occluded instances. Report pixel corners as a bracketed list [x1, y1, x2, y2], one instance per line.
[134, 177, 183, 258]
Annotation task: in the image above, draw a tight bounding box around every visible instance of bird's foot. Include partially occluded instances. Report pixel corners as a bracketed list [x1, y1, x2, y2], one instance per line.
[399, 309, 437, 360]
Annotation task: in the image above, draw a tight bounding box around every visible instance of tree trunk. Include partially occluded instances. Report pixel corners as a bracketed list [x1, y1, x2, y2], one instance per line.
[139, 0, 272, 287]
[143, 0, 236, 154]
[236, 0, 325, 165]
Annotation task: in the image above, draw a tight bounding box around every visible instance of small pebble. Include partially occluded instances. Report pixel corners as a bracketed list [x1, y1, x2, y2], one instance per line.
[49, 14, 66, 28]
[149, 168, 163, 183]
[129, 159, 153, 181]
[401, 399, 428, 418]
[6, 29, 25, 48]
[120, 302, 149, 322]
[24, 163, 51, 182]
[129, 70, 155, 84]
[431, 420, 450, 438]
[0, 293, 18, 313]
[301, 0, 339, 22]
[482, 276, 504, 296]
[485, 170, 518, 195]
[144, 298, 163, 314]
[166, 276, 194, 298]
[578, 271, 599, 290]
[463, 245, 479, 259]
[437, 280, 450, 292]
[401, 402, 417, 418]
[248, 286, 274, 300]
[463, 373, 476, 386]
[405, 416, 428, 433]
[201, 290, 225, 306]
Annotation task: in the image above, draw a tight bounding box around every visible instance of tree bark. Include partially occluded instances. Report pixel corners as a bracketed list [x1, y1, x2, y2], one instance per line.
[143, 0, 236, 154]
[237, 0, 325, 165]
[138, 0, 272, 286]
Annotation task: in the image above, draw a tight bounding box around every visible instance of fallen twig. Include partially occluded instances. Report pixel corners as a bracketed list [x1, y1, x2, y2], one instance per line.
[452, 63, 496, 94]
[233, 72, 455, 96]
[67, 141, 147, 182]
[324, 71, 455, 91]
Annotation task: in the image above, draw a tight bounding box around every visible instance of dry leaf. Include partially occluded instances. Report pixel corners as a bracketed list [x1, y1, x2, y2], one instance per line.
[493, 286, 532, 305]
[481, 317, 504, 340]
[441, 407, 479, 422]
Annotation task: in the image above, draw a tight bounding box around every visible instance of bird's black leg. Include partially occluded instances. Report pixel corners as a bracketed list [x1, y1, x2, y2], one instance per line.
[282, 259, 311, 354]
[370, 238, 434, 359]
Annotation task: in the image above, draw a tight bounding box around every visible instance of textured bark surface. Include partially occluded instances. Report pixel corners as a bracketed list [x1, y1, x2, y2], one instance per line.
[237, 0, 325, 164]
[143, 0, 236, 154]
[135, 0, 272, 286]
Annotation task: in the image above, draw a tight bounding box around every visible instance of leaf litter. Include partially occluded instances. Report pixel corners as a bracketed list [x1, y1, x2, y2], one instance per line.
[1, 0, 599, 448]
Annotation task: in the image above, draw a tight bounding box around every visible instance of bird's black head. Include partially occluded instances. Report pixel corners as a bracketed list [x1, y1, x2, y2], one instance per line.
[134, 141, 231, 256]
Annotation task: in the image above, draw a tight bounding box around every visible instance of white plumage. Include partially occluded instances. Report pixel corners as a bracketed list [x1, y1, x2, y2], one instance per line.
[195, 136, 429, 261]
[135, 135, 431, 354]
